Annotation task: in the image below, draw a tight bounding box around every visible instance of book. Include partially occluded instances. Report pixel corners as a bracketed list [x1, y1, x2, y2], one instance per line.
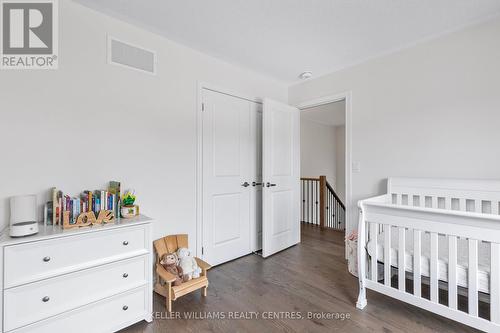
[109, 181, 121, 218]
[74, 198, 80, 223]
[45, 202, 53, 226]
[108, 193, 112, 210]
[94, 191, 100, 212]
[80, 193, 87, 214]
[57, 191, 63, 225]
[69, 198, 73, 223]
[100, 190, 106, 211]
[77, 198, 81, 219]
[51, 187, 57, 226]
[95, 197, 100, 214]
[83, 191, 92, 212]
[44, 202, 48, 225]
[64, 195, 70, 212]
[56, 206, 59, 225]
[63, 195, 66, 211]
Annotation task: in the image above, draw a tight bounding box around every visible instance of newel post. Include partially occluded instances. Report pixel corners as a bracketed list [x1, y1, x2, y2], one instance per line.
[319, 175, 326, 229]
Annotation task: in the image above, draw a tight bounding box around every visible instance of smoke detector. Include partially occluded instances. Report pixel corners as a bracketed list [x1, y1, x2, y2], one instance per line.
[299, 71, 313, 80]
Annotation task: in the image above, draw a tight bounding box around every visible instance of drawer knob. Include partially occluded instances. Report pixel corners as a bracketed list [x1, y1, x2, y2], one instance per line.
[122, 305, 128, 311]
[42, 296, 50, 302]
[123, 273, 129, 278]
[43, 256, 51, 262]
[122, 241, 129, 246]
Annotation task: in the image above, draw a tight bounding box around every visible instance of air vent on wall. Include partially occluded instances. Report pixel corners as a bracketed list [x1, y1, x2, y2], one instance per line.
[107, 36, 156, 74]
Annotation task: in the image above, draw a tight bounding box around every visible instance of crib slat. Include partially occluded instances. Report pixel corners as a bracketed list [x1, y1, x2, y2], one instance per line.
[448, 236, 458, 310]
[493, 202, 499, 215]
[481, 200, 487, 214]
[413, 230, 421, 297]
[431, 197, 438, 209]
[459, 198, 466, 211]
[396, 194, 402, 205]
[468, 239, 478, 317]
[417, 195, 423, 207]
[444, 197, 451, 210]
[430, 232, 439, 303]
[491, 243, 500, 324]
[398, 227, 405, 291]
[473, 200, 479, 213]
[384, 226, 391, 287]
[370, 223, 378, 281]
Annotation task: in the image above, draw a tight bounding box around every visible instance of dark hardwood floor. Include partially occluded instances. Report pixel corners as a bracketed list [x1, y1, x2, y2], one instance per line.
[121, 224, 480, 333]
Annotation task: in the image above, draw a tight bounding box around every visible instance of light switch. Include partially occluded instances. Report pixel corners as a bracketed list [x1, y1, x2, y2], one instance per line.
[352, 162, 361, 173]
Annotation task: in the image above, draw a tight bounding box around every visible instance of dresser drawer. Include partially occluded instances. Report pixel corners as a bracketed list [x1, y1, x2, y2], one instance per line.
[4, 255, 148, 332]
[10, 286, 148, 333]
[4, 225, 148, 288]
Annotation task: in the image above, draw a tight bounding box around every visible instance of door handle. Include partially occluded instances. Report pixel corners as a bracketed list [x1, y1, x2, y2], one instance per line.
[242, 182, 250, 187]
[266, 182, 277, 187]
[252, 182, 262, 187]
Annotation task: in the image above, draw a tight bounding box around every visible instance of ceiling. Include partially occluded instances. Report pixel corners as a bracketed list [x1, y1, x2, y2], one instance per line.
[301, 100, 345, 127]
[77, 0, 500, 82]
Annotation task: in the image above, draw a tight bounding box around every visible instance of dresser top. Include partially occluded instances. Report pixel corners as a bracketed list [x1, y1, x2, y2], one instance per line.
[0, 215, 153, 246]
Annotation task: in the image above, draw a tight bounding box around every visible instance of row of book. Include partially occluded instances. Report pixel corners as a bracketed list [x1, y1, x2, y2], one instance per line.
[44, 181, 121, 226]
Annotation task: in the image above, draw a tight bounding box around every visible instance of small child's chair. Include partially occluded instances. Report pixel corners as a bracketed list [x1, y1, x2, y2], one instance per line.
[153, 234, 211, 312]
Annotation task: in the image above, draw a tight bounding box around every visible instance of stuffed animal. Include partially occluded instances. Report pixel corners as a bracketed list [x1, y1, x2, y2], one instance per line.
[160, 253, 186, 286]
[176, 247, 201, 281]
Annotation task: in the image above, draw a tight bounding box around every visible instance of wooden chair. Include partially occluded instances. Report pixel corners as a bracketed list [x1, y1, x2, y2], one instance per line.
[153, 234, 211, 312]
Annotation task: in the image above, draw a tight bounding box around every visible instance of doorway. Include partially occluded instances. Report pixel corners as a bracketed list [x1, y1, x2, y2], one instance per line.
[296, 93, 351, 234]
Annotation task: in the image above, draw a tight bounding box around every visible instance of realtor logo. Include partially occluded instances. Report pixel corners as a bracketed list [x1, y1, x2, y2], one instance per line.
[1, 0, 58, 69]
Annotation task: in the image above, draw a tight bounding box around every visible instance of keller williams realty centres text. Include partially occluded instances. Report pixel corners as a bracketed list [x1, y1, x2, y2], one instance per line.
[152, 311, 351, 321]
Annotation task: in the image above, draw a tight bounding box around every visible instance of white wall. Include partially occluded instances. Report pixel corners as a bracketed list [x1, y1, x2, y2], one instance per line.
[290, 17, 500, 232]
[335, 125, 346, 203]
[300, 118, 337, 185]
[0, 1, 288, 248]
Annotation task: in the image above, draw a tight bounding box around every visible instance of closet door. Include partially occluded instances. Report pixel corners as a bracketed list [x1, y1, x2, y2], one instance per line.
[262, 99, 300, 258]
[202, 89, 255, 266]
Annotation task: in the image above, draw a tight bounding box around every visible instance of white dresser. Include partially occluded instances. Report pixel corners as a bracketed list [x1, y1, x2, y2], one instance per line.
[0, 215, 153, 333]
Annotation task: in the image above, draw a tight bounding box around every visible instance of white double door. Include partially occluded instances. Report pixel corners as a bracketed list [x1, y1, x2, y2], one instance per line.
[202, 89, 300, 266]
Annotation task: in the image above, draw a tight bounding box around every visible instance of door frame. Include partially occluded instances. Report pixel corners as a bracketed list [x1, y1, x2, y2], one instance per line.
[295, 91, 353, 235]
[196, 82, 262, 259]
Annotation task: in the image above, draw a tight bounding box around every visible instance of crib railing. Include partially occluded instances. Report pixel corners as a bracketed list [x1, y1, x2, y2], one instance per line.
[388, 177, 500, 214]
[367, 222, 485, 313]
[357, 195, 500, 332]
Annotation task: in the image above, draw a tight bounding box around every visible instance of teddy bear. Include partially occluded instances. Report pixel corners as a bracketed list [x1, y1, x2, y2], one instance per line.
[176, 247, 201, 281]
[160, 253, 186, 286]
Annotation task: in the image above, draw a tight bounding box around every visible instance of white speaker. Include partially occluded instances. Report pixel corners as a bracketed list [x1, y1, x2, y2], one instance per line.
[10, 195, 39, 237]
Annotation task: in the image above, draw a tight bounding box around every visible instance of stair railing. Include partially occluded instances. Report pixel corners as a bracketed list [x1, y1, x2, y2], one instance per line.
[300, 175, 345, 230]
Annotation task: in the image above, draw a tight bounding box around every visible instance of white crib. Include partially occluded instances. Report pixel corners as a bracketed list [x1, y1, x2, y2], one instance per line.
[356, 178, 500, 332]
